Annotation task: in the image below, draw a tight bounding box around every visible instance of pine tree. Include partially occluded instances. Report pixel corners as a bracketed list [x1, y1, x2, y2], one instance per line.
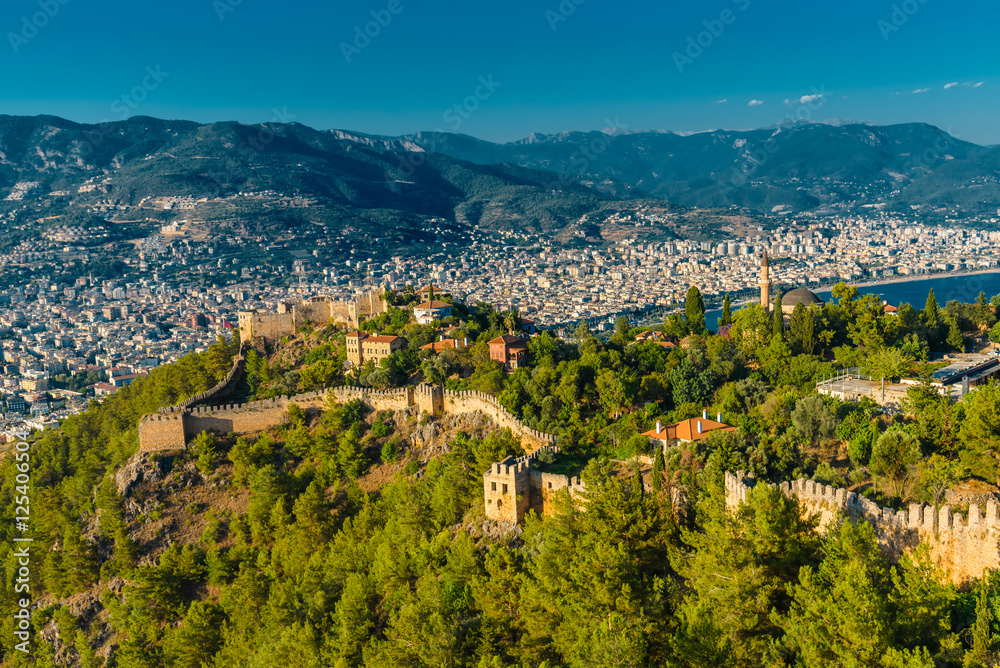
[772, 290, 784, 339]
[946, 317, 965, 352]
[721, 293, 732, 327]
[924, 288, 940, 328]
[685, 285, 706, 335]
[337, 423, 365, 478]
[651, 447, 664, 494]
[968, 582, 995, 667]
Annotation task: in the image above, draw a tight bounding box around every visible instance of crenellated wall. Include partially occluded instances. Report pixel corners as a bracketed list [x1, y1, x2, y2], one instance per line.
[166, 353, 246, 413]
[239, 287, 389, 346]
[441, 388, 557, 451]
[725, 471, 1000, 584]
[483, 446, 587, 523]
[138, 382, 556, 456]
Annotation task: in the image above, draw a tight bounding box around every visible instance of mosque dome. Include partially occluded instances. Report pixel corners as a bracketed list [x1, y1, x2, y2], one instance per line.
[782, 287, 823, 306]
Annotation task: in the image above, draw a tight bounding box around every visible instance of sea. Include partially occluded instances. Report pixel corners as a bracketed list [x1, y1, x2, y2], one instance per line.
[705, 271, 1000, 331]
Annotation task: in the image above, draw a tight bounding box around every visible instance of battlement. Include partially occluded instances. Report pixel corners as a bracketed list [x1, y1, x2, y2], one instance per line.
[483, 445, 589, 523]
[239, 287, 389, 346]
[725, 471, 1000, 584]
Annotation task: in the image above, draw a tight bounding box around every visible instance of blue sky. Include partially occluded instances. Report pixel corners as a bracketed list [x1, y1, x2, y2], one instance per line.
[2, 0, 998, 143]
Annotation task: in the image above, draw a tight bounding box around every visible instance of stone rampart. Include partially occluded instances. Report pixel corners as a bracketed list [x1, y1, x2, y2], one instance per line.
[166, 353, 246, 413]
[442, 389, 557, 452]
[725, 471, 1000, 584]
[139, 382, 555, 457]
[239, 287, 389, 346]
[484, 445, 587, 522]
[137, 414, 187, 452]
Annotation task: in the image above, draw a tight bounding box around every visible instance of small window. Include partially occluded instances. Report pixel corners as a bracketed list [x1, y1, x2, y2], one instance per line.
[548, 482, 552, 489]
[502, 484, 508, 494]
[491, 482, 496, 491]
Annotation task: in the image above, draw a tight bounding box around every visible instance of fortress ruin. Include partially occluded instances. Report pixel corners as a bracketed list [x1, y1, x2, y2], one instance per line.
[238, 286, 389, 347]
[726, 470, 1000, 584]
[483, 446, 587, 524]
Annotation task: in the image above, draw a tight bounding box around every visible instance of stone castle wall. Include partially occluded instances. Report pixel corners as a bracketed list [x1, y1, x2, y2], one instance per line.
[484, 446, 586, 523]
[442, 389, 557, 451]
[170, 353, 246, 412]
[138, 383, 555, 457]
[240, 287, 389, 346]
[725, 471, 1000, 584]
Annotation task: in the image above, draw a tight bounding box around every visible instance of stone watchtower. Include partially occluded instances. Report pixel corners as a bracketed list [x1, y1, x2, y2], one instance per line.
[484, 456, 532, 523]
[415, 383, 444, 416]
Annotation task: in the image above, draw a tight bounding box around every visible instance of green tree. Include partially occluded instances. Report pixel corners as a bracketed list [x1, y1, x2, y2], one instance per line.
[614, 315, 631, 342]
[868, 347, 914, 382]
[917, 454, 963, 506]
[870, 427, 920, 498]
[791, 395, 838, 442]
[772, 290, 784, 339]
[924, 289, 940, 329]
[686, 285, 707, 335]
[783, 521, 892, 667]
[651, 446, 664, 494]
[336, 423, 365, 478]
[967, 581, 996, 667]
[788, 302, 815, 355]
[720, 293, 732, 327]
[945, 316, 965, 352]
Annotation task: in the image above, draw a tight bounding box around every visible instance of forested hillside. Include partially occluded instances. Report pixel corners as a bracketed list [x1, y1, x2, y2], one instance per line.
[3, 285, 1000, 666]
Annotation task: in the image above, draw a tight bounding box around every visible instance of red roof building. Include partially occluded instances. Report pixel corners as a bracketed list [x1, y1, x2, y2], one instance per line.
[641, 410, 735, 451]
[489, 334, 529, 373]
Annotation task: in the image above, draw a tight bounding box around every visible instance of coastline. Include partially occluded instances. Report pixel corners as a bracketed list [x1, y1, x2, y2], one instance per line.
[811, 267, 1000, 295]
[726, 267, 1000, 310]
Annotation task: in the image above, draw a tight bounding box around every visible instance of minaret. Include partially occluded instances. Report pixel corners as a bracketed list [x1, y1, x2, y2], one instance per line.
[759, 250, 771, 311]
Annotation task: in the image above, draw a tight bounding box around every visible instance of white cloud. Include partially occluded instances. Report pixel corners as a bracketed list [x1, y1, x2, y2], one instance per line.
[972, 81, 984, 88]
[783, 93, 826, 106]
[944, 82, 959, 89]
[748, 99, 763, 106]
[912, 88, 930, 94]
[716, 98, 728, 104]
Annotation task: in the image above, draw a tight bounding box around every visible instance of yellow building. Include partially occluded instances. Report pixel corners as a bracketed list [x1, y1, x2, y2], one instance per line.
[345, 331, 406, 367]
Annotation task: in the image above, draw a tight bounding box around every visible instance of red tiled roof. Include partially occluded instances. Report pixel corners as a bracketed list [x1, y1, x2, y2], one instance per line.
[420, 339, 464, 352]
[366, 335, 399, 343]
[489, 334, 528, 347]
[415, 300, 451, 309]
[641, 416, 734, 442]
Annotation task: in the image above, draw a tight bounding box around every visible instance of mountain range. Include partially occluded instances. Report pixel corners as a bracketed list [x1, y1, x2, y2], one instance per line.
[1, 115, 998, 257]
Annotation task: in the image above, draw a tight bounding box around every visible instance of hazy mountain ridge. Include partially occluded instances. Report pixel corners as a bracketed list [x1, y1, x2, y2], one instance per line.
[394, 122, 1000, 215]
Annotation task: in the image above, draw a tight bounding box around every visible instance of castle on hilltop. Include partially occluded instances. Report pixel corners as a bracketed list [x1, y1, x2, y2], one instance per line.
[238, 286, 389, 346]
[726, 471, 1000, 584]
